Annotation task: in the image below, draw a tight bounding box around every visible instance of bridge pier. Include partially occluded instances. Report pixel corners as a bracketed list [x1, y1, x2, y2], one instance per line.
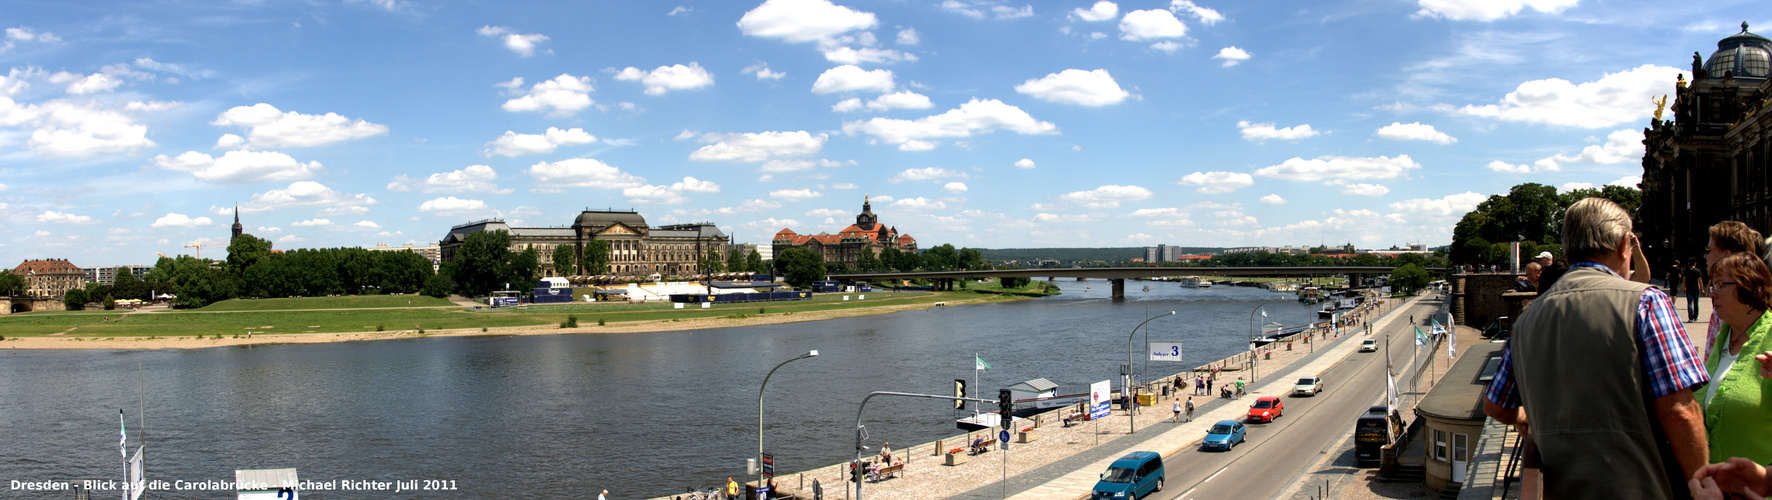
[1111, 278, 1125, 300]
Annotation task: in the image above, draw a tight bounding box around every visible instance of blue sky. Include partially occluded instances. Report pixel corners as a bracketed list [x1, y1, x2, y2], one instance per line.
[0, 0, 1764, 266]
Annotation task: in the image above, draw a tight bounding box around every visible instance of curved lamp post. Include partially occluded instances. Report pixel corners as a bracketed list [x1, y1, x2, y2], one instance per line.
[1127, 310, 1175, 434]
[759, 350, 818, 496]
[1247, 300, 1280, 382]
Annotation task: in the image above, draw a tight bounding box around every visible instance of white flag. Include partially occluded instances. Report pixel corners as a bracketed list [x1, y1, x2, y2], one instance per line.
[1261, 308, 1267, 318]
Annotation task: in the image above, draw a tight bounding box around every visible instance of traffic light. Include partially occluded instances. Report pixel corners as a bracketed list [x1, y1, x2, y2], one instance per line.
[998, 389, 1014, 428]
[954, 379, 967, 410]
[851, 461, 863, 484]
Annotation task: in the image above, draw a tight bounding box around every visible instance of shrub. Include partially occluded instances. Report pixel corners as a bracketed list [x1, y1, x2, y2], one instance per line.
[561, 315, 579, 328]
[376, 325, 385, 331]
[417, 328, 425, 334]
[597, 317, 606, 326]
[758, 307, 766, 314]
[481, 327, 487, 332]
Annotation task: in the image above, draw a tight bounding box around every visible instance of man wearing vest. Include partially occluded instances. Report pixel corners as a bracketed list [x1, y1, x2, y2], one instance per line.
[1482, 198, 1711, 498]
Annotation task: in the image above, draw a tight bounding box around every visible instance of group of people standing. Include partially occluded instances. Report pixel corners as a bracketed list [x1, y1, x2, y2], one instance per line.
[1481, 198, 1772, 499]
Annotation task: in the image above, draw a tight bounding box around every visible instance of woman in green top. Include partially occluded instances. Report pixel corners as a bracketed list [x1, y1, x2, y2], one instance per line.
[1701, 252, 1772, 464]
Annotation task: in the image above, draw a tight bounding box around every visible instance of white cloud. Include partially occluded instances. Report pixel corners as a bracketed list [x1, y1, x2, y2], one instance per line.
[1255, 155, 1421, 182]
[1074, 1, 1118, 21]
[1014, 158, 1036, 169]
[211, 103, 387, 148]
[890, 167, 969, 183]
[1610, 175, 1641, 188]
[2, 26, 59, 52]
[477, 26, 550, 56]
[624, 177, 721, 205]
[484, 127, 597, 156]
[1414, 0, 1578, 21]
[151, 150, 324, 184]
[1213, 46, 1250, 67]
[1169, 0, 1223, 24]
[417, 197, 490, 216]
[737, 0, 878, 43]
[897, 28, 920, 45]
[614, 62, 715, 96]
[26, 100, 157, 157]
[1543, 129, 1644, 165]
[1014, 69, 1131, 106]
[811, 65, 895, 94]
[1455, 65, 1683, 128]
[1238, 120, 1320, 141]
[822, 46, 919, 64]
[151, 213, 212, 228]
[1178, 171, 1253, 194]
[277, 235, 304, 244]
[66, 73, 122, 94]
[675, 199, 785, 218]
[500, 74, 595, 116]
[1375, 122, 1457, 144]
[214, 133, 246, 150]
[526, 158, 646, 189]
[290, 218, 333, 227]
[37, 210, 94, 224]
[832, 183, 858, 190]
[940, 1, 1035, 19]
[390, 165, 513, 194]
[771, 188, 823, 201]
[1059, 184, 1152, 208]
[742, 62, 787, 81]
[669, 6, 691, 16]
[689, 131, 827, 162]
[841, 98, 1058, 150]
[831, 91, 935, 112]
[891, 197, 948, 210]
[1560, 182, 1595, 192]
[243, 181, 378, 212]
[1119, 9, 1186, 40]
[353, 220, 380, 229]
[1339, 183, 1391, 196]
[317, 206, 369, 216]
[942, 182, 969, 193]
[1484, 158, 1559, 173]
[1387, 191, 1486, 217]
[1259, 194, 1287, 205]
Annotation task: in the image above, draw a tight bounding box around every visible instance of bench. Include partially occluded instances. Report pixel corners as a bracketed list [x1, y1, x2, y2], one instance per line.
[1062, 410, 1085, 426]
[869, 462, 905, 482]
[971, 437, 999, 453]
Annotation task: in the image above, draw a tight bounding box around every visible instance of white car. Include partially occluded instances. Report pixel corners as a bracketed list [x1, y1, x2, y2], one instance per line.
[1292, 376, 1324, 397]
[1359, 339, 1378, 352]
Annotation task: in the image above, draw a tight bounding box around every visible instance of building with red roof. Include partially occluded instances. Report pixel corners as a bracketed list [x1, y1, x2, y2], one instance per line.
[772, 197, 917, 267]
[10, 258, 86, 298]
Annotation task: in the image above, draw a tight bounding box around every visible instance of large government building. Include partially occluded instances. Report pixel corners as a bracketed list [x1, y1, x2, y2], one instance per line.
[773, 197, 917, 267]
[11, 259, 85, 298]
[1642, 22, 1772, 265]
[438, 210, 729, 278]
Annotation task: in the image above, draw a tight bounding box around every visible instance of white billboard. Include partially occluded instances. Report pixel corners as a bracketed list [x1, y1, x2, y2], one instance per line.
[1148, 341, 1183, 362]
[1089, 379, 1112, 420]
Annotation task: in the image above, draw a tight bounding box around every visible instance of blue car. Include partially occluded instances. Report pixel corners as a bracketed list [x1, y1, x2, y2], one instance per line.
[1200, 420, 1246, 451]
[1092, 451, 1165, 499]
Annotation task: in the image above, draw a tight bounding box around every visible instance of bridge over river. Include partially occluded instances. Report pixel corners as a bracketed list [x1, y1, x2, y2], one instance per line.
[836, 266, 1430, 299]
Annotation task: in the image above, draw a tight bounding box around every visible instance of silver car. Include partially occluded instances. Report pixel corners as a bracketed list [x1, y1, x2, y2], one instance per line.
[1292, 376, 1324, 396]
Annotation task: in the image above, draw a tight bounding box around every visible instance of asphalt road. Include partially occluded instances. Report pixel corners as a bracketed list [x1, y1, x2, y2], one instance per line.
[1156, 295, 1448, 500]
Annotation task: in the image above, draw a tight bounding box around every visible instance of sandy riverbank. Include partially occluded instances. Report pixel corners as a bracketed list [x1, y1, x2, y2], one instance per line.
[1, 295, 1008, 350]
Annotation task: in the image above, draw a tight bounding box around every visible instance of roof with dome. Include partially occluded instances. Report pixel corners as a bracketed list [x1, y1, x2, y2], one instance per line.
[1705, 22, 1771, 80]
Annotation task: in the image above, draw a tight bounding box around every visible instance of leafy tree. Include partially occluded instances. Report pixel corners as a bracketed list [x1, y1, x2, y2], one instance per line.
[225, 233, 274, 277]
[103, 293, 115, 310]
[63, 288, 89, 310]
[158, 255, 229, 308]
[1390, 263, 1429, 294]
[726, 248, 746, 274]
[422, 269, 454, 298]
[582, 239, 611, 275]
[775, 247, 826, 289]
[0, 270, 21, 295]
[923, 244, 959, 271]
[509, 246, 540, 291]
[857, 246, 883, 272]
[552, 244, 577, 277]
[746, 249, 766, 274]
[452, 230, 515, 296]
[111, 266, 146, 301]
[958, 247, 986, 270]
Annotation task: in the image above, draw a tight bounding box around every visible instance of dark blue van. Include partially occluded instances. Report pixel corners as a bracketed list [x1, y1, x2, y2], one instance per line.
[1092, 451, 1164, 499]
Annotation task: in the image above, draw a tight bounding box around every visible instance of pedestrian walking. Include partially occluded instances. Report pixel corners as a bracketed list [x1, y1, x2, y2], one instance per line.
[726, 477, 739, 500]
[1185, 397, 1195, 422]
[1173, 398, 1182, 422]
[1195, 375, 1204, 395]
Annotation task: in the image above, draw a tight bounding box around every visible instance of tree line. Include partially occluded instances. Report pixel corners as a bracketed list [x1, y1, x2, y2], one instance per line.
[1449, 182, 1641, 265]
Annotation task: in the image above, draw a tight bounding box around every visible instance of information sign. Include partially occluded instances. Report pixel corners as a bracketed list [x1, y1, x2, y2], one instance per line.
[1148, 341, 1184, 362]
[1089, 379, 1112, 420]
[761, 452, 774, 476]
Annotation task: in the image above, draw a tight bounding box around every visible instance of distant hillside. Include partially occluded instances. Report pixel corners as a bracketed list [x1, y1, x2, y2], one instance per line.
[976, 247, 1222, 263]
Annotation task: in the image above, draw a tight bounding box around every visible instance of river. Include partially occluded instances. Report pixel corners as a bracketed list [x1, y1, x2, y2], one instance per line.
[0, 280, 1327, 498]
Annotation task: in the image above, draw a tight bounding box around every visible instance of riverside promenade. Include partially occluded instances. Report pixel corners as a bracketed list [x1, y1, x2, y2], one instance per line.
[668, 292, 1412, 500]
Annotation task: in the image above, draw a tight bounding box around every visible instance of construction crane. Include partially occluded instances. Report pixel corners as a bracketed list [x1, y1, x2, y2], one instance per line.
[183, 242, 225, 259]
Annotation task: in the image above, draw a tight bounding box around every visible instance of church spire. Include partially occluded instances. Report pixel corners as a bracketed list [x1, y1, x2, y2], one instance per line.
[231, 204, 243, 242]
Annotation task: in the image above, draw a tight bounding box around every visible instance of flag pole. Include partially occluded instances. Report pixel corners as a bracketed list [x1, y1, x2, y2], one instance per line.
[119, 409, 127, 500]
[973, 353, 980, 416]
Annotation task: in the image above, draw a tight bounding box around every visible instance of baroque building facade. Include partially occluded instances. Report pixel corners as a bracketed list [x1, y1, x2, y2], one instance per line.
[438, 210, 728, 278]
[772, 197, 917, 267]
[1642, 22, 1772, 267]
[11, 259, 86, 298]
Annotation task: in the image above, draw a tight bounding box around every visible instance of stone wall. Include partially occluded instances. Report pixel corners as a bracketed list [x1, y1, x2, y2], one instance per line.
[1453, 273, 1523, 329]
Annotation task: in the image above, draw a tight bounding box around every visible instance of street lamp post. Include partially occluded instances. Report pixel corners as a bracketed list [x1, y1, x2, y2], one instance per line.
[759, 350, 818, 497]
[1127, 310, 1176, 434]
[1247, 300, 1279, 383]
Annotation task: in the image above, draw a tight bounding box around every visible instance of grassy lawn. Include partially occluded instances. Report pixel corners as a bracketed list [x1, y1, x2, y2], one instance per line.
[0, 289, 1029, 338]
[198, 295, 457, 311]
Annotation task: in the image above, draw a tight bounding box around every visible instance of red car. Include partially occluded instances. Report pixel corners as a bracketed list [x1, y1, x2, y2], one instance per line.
[1247, 396, 1284, 423]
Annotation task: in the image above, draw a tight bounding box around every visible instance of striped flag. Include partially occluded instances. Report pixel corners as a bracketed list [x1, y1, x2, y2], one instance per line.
[1415, 326, 1428, 346]
[975, 354, 991, 371]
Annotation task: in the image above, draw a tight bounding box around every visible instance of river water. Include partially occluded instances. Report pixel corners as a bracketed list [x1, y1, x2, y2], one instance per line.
[0, 280, 1325, 498]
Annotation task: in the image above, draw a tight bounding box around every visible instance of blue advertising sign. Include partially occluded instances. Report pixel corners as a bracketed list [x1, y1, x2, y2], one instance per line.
[1089, 379, 1112, 420]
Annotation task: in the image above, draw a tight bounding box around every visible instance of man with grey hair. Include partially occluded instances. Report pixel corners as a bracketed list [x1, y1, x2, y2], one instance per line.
[1483, 197, 1710, 498]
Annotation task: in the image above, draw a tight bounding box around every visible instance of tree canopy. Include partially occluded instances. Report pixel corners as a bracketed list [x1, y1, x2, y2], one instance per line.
[774, 247, 826, 289]
[1450, 182, 1640, 265]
